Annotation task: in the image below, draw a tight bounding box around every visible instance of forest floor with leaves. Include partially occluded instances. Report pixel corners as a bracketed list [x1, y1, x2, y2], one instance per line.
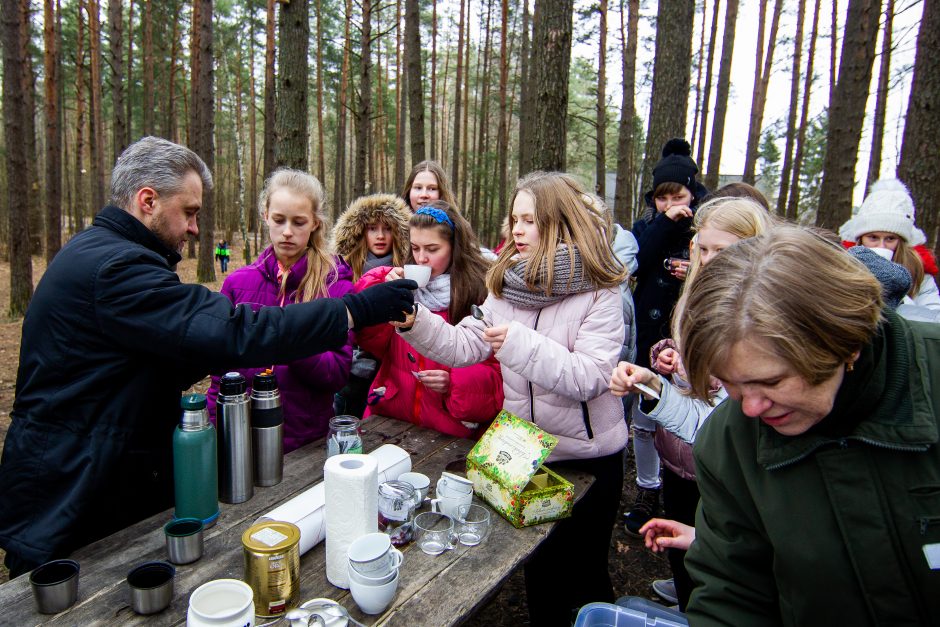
[0, 234, 670, 621]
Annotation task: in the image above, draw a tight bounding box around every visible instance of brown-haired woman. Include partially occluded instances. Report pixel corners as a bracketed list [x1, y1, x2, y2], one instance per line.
[400, 160, 458, 212]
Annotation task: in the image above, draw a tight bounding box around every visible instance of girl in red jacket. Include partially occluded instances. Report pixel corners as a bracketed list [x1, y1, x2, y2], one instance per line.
[354, 201, 503, 437]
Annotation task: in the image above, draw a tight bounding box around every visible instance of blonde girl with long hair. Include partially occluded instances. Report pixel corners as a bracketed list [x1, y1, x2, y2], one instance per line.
[207, 168, 355, 452]
[395, 171, 628, 625]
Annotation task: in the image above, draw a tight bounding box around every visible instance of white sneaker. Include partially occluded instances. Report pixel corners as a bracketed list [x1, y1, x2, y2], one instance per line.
[651, 578, 678, 605]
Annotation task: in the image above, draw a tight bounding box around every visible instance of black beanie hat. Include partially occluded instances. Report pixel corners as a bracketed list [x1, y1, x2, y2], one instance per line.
[652, 139, 698, 191]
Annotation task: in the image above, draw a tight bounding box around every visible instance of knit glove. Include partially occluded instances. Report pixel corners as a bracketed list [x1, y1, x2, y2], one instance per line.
[342, 279, 418, 329]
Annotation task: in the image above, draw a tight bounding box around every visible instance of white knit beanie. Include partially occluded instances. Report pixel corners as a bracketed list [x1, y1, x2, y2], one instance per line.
[838, 178, 927, 246]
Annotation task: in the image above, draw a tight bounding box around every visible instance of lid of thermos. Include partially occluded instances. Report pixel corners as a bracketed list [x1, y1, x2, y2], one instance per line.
[219, 372, 247, 396]
[252, 370, 278, 392]
[180, 393, 209, 429]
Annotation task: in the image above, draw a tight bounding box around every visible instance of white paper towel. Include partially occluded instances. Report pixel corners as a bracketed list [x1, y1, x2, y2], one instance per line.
[324, 454, 379, 588]
[257, 444, 412, 556]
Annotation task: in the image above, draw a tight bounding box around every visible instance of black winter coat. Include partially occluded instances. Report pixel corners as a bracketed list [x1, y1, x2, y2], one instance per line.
[0, 206, 349, 572]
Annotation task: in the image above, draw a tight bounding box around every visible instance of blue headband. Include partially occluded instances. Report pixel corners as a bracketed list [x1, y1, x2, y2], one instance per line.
[415, 206, 455, 230]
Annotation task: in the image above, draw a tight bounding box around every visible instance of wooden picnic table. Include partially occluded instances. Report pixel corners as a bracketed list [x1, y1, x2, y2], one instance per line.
[0, 416, 593, 626]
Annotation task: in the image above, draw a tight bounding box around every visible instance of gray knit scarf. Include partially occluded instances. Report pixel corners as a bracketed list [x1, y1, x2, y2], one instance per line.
[364, 251, 393, 273]
[501, 245, 596, 310]
[416, 272, 451, 312]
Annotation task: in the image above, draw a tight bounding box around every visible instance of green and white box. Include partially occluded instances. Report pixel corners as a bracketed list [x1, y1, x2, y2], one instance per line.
[466, 410, 574, 528]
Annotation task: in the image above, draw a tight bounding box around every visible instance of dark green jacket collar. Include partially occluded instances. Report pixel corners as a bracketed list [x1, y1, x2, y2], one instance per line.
[758, 309, 938, 470]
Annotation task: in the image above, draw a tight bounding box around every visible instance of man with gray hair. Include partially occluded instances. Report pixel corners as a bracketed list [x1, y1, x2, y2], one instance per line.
[0, 137, 416, 577]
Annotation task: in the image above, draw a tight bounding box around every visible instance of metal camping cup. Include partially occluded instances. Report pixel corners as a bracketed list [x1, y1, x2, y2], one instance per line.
[29, 559, 80, 614]
[378, 481, 420, 546]
[127, 561, 175, 615]
[165, 518, 205, 565]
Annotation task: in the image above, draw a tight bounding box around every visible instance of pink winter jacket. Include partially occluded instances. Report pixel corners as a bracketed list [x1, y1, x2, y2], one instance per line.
[401, 286, 628, 461]
[354, 268, 504, 438]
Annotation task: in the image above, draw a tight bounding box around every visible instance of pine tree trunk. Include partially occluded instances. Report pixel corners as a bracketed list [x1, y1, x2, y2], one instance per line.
[696, 0, 720, 171]
[642, 0, 694, 193]
[516, 0, 531, 174]
[262, 0, 276, 180]
[87, 0, 106, 212]
[109, 0, 126, 160]
[815, 0, 880, 230]
[704, 0, 738, 190]
[776, 0, 807, 216]
[430, 0, 438, 160]
[395, 0, 405, 190]
[742, 0, 783, 184]
[44, 0, 62, 261]
[17, 0, 41, 256]
[274, 0, 308, 170]
[3, 0, 34, 312]
[451, 0, 466, 190]
[459, 3, 471, 208]
[142, 0, 153, 135]
[125, 0, 133, 145]
[190, 0, 215, 282]
[353, 0, 373, 198]
[166, 17, 179, 142]
[334, 0, 351, 215]
[898, 0, 940, 252]
[614, 0, 639, 225]
[531, 0, 575, 172]
[595, 0, 608, 197]
[405, 0, 426, 164]
[690, 0, 707, 151]
[829, 0, 838, 112]
[247, 6, 258, 234]
[865, 0, 893, 194]
[470, 0, 493, 224]
[787, 0, 821, 222]
[496, 0, 509, 219]
[75, 0, 88, 228]
[315, 0, 326, 185]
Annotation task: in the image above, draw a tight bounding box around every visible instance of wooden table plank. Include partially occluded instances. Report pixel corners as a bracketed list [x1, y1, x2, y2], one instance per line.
[0, 419, 594, 626]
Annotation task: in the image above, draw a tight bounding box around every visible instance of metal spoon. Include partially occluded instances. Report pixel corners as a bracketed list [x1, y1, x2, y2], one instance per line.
[633, 382, 661, 400]
[471, 304, 488, 327]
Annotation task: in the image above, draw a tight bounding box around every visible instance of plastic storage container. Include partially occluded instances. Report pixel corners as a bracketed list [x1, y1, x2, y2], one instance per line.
[574, 600, 688, 627]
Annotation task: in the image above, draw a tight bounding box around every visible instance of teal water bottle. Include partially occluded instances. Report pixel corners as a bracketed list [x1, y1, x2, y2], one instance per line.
[173, 394, 220, 527]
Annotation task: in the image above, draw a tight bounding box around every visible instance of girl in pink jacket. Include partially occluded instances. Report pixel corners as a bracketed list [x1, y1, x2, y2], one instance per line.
[396, 172, 629, 626]
[354, 201, 503, 438]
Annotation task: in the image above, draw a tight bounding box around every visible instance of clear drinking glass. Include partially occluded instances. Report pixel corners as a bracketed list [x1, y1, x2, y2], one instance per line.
[455, 504, 491, 546]
[413, 512, 457, 556]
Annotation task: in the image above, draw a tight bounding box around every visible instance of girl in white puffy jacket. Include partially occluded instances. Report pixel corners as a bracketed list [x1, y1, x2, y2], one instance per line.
[395, 171, 628, 626]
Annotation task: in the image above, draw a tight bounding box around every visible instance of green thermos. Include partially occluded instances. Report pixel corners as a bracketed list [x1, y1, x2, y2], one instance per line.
[173, 394, 220, 527]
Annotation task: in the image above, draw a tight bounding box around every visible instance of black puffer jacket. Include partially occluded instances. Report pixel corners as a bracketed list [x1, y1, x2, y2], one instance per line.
[0, 206, 349, 572]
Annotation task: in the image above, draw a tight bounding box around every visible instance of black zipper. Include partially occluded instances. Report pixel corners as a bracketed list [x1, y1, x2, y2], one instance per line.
[581, 402, 594, 439]
[529, 310, 542, 425]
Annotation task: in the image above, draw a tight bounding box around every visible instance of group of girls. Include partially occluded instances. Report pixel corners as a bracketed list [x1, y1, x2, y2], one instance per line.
[205, 159, 632, 624]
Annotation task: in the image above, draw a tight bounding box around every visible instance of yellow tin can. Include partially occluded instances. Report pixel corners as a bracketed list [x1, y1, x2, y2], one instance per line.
[242, 520, 301, 617]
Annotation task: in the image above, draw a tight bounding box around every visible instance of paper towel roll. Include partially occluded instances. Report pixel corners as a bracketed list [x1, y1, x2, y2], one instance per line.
[324, 454, 379, 588]
[258, 445, 412, 555]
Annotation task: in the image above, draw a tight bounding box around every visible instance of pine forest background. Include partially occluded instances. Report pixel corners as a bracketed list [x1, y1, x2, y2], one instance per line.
[1, 0, 938, 317]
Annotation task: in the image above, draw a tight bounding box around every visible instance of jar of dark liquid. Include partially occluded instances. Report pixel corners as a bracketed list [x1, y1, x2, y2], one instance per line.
[378, 481, 419, 546]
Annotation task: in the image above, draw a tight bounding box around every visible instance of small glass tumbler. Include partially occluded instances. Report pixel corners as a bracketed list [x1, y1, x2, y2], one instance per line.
[413, 512, 457, 556]
[327, 415, 363, 457]
[455, 503, 491, 546]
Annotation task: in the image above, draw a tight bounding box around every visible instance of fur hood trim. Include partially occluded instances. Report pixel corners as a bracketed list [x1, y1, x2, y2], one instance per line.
[332, 193, 412, 261]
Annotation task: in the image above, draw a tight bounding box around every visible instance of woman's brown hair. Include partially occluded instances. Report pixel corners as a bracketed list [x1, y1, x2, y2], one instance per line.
[400, 160, 458, 211]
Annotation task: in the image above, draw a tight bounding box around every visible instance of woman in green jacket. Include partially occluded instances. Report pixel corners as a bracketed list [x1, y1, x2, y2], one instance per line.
[677, 226, 940, 626]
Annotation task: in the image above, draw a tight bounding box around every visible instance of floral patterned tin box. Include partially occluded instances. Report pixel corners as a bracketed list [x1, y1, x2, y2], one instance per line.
[466, 410, 574, 528]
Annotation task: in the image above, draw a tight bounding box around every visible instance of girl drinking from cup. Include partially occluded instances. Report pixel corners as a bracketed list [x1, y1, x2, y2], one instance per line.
[838, 178, 940, 309]
[207, 169, 353, 452]
[332, 193, 413, 417]
[395, 172, 629, 625]
[400, 160, 458, 211]
[353, 200, 503, 437]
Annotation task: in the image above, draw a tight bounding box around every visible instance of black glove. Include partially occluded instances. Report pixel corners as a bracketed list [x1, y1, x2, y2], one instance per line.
[342, 279, 418, 329]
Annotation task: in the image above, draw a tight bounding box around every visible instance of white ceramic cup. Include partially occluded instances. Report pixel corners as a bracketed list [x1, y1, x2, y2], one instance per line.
[431, 491, 473, 519]
[870, 246, 895, 261]
[348, 562, 398, 586]
[437, 472, 474, 497]
[186, 579, 255, 627]
[398, 472, 431, 501]
[348, 533, 403, 577]
[348, 566, 400, 615]
[402, 265, 432, 288]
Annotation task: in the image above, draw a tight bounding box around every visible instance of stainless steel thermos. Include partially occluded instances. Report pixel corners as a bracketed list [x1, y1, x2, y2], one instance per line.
[173, 394, 220, 526]
[250, 370, 284, 487]
[216, 372, 254, 503]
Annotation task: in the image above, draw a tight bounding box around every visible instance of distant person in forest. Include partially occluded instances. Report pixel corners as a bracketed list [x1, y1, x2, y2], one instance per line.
[206, 169, 354, 452]
[0, 137, 416, 577]
[400, 160, 458, 212]
[215, 239, 231, 272]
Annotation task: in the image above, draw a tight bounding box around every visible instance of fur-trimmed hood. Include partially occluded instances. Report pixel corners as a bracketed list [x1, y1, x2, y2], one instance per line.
[332, 193, 412, 264]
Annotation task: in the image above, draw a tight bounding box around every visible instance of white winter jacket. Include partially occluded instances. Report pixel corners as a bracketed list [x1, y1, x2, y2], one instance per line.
[400, 287, 629, 461]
